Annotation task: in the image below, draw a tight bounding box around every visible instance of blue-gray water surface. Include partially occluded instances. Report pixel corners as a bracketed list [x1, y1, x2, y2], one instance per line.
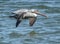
[0, 0, 60, 44]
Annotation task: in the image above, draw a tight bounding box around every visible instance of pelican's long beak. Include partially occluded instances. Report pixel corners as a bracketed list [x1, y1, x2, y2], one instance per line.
[39, 13, 48, 18]
[37, 12, 48, 18]
[34, 11, 48, 18]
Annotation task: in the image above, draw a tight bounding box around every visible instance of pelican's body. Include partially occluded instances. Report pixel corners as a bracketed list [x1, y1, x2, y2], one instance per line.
[10, 9, 48, 27]
[13, 9, 29, 14]
[23, 12, 37, 18]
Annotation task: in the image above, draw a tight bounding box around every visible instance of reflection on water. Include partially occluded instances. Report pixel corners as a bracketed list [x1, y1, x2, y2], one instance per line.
[0, 0, 60, 44]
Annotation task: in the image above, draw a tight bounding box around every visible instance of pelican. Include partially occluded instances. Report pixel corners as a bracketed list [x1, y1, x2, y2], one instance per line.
[10, 9, 48, 27]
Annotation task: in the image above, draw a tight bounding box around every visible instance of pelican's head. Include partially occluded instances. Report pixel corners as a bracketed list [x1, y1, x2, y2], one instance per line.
[30, 9, 48, 18]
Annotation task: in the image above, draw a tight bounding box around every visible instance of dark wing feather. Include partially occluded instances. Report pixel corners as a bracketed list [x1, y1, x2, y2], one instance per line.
[29, 17, 36, 26]
[16, 12, 26, 27]
[16, 19, 22, 27]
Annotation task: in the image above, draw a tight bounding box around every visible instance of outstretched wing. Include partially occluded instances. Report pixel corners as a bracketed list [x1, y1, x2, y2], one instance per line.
[16, 12, 26, 27]
[16, 19, 22, 27]
[29, 17, 36, 26]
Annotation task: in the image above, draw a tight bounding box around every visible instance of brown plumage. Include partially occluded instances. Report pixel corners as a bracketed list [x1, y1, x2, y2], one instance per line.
[29, 17, 36, 26]
[10, 9, 48, 27]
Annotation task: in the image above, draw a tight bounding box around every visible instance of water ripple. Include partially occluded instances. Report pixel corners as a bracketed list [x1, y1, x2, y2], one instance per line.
[0, 0, 60, 44]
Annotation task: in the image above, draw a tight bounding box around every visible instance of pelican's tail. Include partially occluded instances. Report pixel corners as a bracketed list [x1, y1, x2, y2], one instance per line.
[9, 15, 15, 18]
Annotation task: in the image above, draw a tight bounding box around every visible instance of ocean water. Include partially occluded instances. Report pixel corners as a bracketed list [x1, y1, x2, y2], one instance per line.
[0, 0, 60, 44]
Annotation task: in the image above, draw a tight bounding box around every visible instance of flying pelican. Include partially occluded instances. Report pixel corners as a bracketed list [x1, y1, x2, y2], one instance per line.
[10, 9, 48, 27]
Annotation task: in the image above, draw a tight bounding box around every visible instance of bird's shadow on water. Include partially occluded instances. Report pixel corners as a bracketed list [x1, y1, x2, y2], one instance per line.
[9, 24, 41, 36]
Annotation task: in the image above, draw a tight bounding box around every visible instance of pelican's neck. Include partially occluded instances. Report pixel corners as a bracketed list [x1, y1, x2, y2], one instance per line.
[30, 13, 37, 17]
